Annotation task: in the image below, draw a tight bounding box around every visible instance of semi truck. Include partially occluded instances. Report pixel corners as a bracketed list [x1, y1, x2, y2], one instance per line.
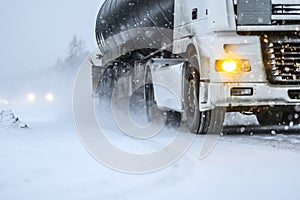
[92, 0, 300, 134]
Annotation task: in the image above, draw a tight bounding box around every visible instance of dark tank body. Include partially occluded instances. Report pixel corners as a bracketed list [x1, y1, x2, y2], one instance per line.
[95, 0, 175, 64]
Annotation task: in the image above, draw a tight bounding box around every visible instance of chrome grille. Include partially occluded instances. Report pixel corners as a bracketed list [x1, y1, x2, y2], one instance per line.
[234, 0, 300, 26]
[272, 3, 300, 22]
[263, 36, 300, 84]
[273, 4, 300, 15]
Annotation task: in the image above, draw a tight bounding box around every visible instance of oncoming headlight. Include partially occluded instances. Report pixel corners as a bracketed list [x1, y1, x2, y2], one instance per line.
[215, 59, 251, 73]
[45, 93, 54, 102]
[27, 93, 36, 102]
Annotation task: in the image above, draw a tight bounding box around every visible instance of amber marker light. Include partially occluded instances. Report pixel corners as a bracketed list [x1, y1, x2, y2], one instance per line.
[222, 61, 237, 72]
[215, 59, 251, 73]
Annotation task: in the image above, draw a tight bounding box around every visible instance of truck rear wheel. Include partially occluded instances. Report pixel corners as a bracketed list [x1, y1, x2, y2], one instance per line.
[184, 50, 225, 134]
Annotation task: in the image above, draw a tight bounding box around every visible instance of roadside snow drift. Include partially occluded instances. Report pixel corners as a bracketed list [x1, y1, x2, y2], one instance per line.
[0, 110, 28, 129]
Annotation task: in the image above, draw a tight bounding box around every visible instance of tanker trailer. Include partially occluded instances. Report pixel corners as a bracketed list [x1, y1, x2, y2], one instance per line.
[93, 0, 300, 134]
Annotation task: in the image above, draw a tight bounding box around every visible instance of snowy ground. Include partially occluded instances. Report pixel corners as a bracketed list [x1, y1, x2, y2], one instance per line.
[1, 103, 300, 200]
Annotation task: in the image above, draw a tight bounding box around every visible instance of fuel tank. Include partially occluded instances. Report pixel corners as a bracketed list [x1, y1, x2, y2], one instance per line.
[95, 0, 175, 63]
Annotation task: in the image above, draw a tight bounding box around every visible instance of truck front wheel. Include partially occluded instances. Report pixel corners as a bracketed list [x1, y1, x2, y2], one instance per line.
[184, 51, 225, 134]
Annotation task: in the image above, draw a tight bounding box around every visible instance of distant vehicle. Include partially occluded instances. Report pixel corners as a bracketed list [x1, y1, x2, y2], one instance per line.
[92, 0, 300, 134]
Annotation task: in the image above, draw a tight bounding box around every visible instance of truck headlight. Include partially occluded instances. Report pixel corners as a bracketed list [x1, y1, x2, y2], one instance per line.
[215, 59, 251, 72]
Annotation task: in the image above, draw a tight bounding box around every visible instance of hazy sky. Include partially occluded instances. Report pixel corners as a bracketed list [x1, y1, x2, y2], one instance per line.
[0, 0, 105, 117]
[0, 0, 104, 76]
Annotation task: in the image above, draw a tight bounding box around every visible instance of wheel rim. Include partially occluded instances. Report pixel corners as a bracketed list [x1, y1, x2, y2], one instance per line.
[187, 71, 197, 119]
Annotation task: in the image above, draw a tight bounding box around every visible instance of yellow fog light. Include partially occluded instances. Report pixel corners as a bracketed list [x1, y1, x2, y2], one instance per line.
[222, 61, 237, 72]
[215, 59, 251, 72]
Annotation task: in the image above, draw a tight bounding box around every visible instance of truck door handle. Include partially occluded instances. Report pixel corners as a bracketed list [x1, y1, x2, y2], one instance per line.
[192, 8, 198, 20]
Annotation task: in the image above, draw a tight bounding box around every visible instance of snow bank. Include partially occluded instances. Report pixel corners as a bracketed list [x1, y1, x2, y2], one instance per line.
[0, 110, 28, 129]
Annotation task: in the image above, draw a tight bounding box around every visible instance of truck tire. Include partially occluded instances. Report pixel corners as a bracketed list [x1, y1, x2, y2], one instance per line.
[256, 106, 300, 126]
[184, 49, 225, 134]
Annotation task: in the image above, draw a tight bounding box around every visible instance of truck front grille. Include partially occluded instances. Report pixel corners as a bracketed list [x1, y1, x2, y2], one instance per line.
[262, 35, 300, 84]
[272, 3, 300, 24]
[234, 0, 300, 26]
[273, 4, 300, 15]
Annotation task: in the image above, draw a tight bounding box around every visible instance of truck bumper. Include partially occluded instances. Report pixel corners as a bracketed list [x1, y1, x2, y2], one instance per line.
[201, 82, 300, 110]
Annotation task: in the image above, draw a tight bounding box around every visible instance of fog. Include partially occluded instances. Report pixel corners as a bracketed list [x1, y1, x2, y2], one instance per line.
[0, 0, 102, 74]
[0, 0, 104, 121]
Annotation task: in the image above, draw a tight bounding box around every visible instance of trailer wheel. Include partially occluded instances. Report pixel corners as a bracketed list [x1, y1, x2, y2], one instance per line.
[184, 50, 225, 134]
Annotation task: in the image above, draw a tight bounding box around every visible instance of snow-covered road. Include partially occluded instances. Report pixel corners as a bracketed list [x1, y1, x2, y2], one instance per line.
[1, 120, 300, 200]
